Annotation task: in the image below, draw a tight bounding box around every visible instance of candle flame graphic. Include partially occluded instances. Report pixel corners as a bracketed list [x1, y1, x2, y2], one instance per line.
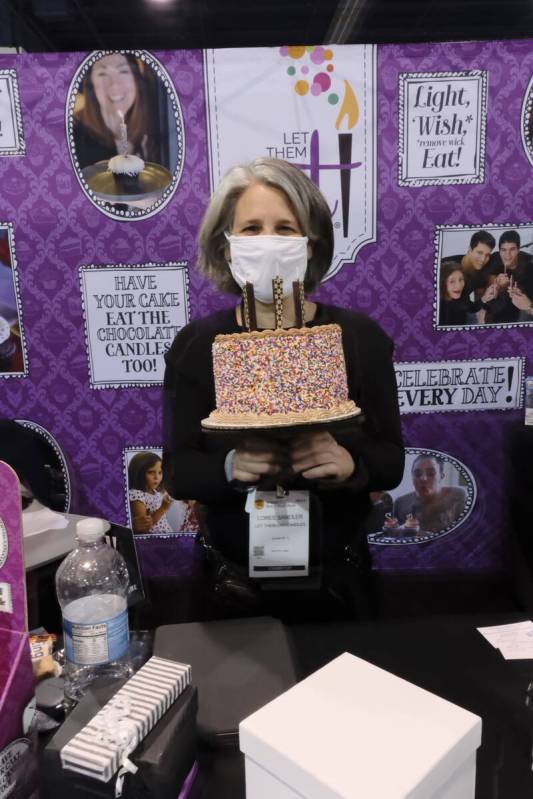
[335, 80, 359, 131]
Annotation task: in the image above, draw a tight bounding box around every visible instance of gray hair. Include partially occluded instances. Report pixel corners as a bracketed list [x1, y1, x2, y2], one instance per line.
[197, 158, 334, 294]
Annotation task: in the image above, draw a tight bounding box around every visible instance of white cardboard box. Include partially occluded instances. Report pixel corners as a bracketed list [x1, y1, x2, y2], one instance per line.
[239, 652, 482, 799]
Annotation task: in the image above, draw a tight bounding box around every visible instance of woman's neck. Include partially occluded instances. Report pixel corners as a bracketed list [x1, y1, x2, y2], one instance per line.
[236, 297, 317, 329]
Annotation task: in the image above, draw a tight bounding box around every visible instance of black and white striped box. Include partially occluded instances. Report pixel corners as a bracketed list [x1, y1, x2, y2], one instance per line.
[60, 656, 191, 782]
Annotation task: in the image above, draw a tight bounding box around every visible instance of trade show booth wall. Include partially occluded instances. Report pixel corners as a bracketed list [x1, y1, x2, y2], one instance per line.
[0, 39, 531, 577]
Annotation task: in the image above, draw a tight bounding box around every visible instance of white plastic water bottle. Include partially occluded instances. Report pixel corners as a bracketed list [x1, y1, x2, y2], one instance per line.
[56, 517, 132, 705]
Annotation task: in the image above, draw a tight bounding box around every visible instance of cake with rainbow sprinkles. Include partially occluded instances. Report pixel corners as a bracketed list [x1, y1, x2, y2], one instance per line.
[202, 322, 360, 430]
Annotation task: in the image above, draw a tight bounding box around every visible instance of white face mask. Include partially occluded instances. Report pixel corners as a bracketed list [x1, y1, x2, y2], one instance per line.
[226, 235, 308, 303]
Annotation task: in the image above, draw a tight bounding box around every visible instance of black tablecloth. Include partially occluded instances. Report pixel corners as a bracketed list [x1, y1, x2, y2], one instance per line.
[190, 612, 533, 799]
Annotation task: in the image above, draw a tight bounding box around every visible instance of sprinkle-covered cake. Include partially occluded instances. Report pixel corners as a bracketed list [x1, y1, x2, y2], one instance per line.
[202, 323, 360, 429]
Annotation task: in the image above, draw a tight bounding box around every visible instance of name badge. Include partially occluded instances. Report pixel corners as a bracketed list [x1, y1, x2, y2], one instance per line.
[246, 489, 310, 578]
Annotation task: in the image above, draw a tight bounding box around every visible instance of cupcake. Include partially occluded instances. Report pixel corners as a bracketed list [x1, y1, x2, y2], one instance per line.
[108, 153, 145, 194]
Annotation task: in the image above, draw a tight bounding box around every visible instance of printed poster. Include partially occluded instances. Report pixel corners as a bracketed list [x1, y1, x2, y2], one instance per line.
[395, 358, 524, 414]
[0, 71, 24, 156]
[0, 224, 26, 378]
[66, 50, 185, 220]
[366, 448, 477, 546]
[399, 70, 487, 186]
[435, 225, 533, 329]
[80, 263, 189, 388]
[205, 44, 376, 278]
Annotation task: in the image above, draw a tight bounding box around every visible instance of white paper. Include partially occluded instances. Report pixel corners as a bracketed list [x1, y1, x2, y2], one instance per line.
[248, 490, 309, 578]
[477, 620, 533, 659]
[22, 501, 69, 537]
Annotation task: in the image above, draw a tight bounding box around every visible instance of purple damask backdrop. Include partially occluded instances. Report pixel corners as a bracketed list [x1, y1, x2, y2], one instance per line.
[0, 41, 531, 575]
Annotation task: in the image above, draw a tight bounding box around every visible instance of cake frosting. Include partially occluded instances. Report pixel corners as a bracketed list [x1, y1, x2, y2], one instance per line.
[202, 323, 360, 429]
[403, 514, 420, 531]
[108, 154, 145, 176]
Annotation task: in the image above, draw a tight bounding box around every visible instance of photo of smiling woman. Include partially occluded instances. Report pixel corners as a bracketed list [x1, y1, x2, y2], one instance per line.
[73, 53, 161, 170]
[68, 50, 184, 218]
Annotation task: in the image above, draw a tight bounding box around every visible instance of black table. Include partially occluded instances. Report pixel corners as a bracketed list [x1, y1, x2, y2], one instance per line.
[188, 612, 533, 799]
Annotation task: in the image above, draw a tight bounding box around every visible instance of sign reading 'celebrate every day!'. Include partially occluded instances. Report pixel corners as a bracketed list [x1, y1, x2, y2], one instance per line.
[395, 358, 524, 414]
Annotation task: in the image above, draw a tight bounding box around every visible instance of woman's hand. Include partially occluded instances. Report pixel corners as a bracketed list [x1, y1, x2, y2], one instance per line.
[508, 284, 532, 311]
[289, 431, 355, 483]
[481, 283, 497, 303]
[232, 438, 288, 483]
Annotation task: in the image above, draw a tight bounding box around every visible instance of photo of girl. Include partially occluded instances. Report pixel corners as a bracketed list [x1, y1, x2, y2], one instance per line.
[438, 261, 496, 326]
[0, 225, 25, 376]
[128, 450, 174, 534]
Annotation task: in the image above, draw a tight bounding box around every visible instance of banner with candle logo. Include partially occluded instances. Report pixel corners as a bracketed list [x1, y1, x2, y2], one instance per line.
[80, 264, 189, 388]
[204, 45, 376, 279]
[0, 71, 24, 156]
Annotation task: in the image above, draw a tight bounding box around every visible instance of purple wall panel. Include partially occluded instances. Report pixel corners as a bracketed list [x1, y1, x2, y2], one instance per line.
[315, 40, 532, 571]
[0, 41, 531, 574]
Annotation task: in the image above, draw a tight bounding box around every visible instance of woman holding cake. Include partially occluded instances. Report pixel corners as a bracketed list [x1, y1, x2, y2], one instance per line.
[73, 53, 158, 171]
[163, 158, 404, 620]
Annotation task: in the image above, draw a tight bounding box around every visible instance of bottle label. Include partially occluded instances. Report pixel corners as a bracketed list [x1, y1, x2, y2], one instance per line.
[63, 608, 129, 666]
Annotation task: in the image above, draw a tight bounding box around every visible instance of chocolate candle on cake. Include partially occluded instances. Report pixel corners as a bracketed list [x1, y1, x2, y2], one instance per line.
[272, 276, 284, 329]
[107, 109, 145, 191]
[292, 280, 305, 327]
[242, 283, 257, 332]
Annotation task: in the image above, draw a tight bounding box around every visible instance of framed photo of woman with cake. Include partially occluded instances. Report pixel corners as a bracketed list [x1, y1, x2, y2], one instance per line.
[366, 447, 476, 545]
[67, 50, 185, 221]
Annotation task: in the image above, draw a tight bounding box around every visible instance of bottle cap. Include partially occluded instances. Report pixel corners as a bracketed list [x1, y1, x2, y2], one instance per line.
[76, 517, 111, 542]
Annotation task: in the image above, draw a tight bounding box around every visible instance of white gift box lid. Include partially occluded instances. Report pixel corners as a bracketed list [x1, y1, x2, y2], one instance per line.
[239, 652, 482, 799]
